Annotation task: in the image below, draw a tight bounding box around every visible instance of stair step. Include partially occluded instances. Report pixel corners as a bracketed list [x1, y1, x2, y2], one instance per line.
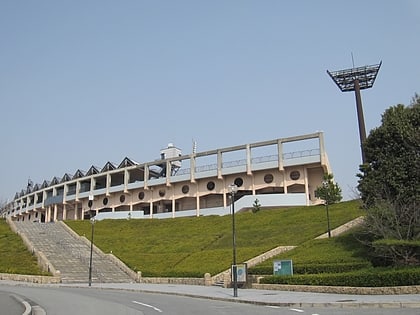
[13, 221, 134, 283]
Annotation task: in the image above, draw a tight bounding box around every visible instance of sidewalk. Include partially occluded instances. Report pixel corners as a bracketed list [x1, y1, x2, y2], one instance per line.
[62, 282, 420, 309]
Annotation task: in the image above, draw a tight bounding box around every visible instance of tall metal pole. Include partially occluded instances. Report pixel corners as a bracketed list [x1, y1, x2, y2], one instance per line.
[354, 79, 367, 163]
[231, 190, 238, 297]
[327, 61, 381, 165]
[88, 217, 95, 286]
[325, 201, 331, 238]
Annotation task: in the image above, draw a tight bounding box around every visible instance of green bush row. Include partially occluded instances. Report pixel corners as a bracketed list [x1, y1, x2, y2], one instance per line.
[249, 261, 372, 275]
[260, 267, 420, 287]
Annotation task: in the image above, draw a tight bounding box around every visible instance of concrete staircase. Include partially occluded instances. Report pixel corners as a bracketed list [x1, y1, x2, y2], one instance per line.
[12, 221, 135, 284]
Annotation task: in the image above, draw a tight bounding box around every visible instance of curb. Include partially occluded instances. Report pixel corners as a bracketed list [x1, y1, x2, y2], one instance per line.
[69, 285, 420, 309]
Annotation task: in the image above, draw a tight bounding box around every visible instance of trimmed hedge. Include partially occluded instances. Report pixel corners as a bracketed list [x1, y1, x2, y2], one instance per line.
[249, 261, 372, 275]
[260, 267, 420, 287]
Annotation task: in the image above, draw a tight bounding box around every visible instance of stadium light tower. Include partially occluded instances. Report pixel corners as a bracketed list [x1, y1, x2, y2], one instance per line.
[327, 61, 382, 163]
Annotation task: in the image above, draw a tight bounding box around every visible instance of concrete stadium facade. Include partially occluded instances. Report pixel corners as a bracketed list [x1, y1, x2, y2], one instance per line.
[1, 132, 331, 222]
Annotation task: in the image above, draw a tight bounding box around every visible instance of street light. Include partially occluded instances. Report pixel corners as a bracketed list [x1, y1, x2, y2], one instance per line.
[322, 181, 331, 238]
[228, 183, 238, 297]
[88, 195, 95, 286]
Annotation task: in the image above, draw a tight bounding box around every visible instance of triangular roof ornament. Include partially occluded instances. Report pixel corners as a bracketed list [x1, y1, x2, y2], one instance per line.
[101, 161, 116, 172]
[73, 169, 85, 179]
[118, 157, 136, 168]
[61, 173, 72, 183]
[41, 180, 50, 189]
[86, 165, 100, 176]
[50, 177, 60, 186]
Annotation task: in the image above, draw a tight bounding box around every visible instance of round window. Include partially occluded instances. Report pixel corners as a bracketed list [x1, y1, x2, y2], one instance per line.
[159, 189, 165, 197]
[120, 195, 125, 203]
[290, 171, 300, 180]
[234, 177, 243, 187]
[138, 192, 145, 200]
[264, 174, 274, 184]
[182, 185, 189, 194]
[103, 197, 108, 206]
[207, 181, 215, 191]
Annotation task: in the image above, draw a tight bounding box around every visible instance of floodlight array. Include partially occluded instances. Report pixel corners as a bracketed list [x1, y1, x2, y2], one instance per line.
[327, 61, 382, 92]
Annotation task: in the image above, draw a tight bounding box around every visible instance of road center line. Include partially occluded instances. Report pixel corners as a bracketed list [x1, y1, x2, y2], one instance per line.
[289, 308, 305, 313]
[132, 300, 163, 313]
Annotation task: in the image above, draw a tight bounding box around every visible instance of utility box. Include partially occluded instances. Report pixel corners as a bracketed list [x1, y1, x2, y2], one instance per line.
[273, 260, 293, 276]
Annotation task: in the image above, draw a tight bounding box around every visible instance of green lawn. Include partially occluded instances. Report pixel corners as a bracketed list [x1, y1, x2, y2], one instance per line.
[66, 200, 364, 277]
[249, 228, 372, 275]
[0, 219, 47, 275]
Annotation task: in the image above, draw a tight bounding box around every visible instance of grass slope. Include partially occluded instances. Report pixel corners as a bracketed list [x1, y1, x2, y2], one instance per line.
[66, 200, 363, 277]
[0, 219, 47, 275]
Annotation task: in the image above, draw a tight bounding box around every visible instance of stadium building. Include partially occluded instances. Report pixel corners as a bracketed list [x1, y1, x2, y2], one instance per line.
[1, 132, 331, 222]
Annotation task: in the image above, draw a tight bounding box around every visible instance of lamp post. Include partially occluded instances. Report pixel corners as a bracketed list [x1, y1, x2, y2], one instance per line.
[323, 181, 331, 238]
[88, 195, 95, 286]
[228, 183, 238, 297]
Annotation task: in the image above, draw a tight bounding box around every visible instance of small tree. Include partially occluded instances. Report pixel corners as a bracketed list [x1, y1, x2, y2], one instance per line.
[252, 198, 261, 213]
[315, 173, 343, 205]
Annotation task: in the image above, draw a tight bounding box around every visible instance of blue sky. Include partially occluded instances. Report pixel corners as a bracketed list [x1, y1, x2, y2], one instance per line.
[1, 1, 419, 202]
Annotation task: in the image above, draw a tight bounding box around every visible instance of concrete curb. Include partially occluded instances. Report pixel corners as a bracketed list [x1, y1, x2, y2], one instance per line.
[61, 284, 420, 309]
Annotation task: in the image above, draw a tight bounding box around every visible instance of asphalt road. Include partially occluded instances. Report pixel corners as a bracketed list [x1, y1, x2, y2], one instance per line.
[1, 284, 419, 315]
[0, 290, 26, 315]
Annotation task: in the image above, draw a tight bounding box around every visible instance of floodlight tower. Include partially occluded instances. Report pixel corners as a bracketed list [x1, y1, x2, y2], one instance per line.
[327, 61, 382, 163]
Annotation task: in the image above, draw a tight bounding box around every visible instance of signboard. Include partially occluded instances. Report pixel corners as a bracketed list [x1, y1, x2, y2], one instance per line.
[273, 260, 293, 276]
[231, 263, 247, 283]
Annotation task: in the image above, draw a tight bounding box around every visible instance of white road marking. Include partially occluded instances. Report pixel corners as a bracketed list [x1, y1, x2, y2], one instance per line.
[289, 308, 305, 313]
[132, 300, 163, 312]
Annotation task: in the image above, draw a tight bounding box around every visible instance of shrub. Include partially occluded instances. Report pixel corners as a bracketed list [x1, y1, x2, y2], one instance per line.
[260, 267, 420, 287]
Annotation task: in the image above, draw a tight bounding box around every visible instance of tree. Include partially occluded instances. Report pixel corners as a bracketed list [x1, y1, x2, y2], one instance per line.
[252, 198, 261, 213]
[314, 173, 342, 205]
[357, 95, 420, 265]
[358, 96, 420, 207]
[315, 173, 342, 238]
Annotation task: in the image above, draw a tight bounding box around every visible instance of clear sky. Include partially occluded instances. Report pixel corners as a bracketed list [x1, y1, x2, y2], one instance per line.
[1, 1, 419, 203]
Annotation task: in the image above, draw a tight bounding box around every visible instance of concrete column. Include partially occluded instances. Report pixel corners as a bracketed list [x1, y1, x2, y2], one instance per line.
[278, 139, 284, 171]
[47, 206, 51, 222]
[63, 204, 67, 220]
[149, 201, 153, 218]
[172, 193, 176, 219]
[246, 144, 252, 175]
[196, 185, 200, 217]
[144, 164, 149, 190]
[53, 204, 58, 222]
[223, 179, 227, 208]
[304, 167, 309, 205]
[124, 169, 129, 193]
[73, 202, 78, 220]
[190, 155, 196, 183]
[217, 150, 223, 179]
[106, 174, 111, 196]
[284, 174, 288, 194]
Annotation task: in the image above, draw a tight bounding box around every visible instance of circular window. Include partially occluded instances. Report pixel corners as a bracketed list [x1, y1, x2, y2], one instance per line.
[103, 197, 108, 206]
[88, 200, 93, 208]
[138, 192, 145, 200]
[264, 174, 274, 184]
[207, 181, 215, 191]
[159, 189, 165, 197]
[234, 177, 243, 187]
[290, 171, 300, 180]
[182, 185, 189, 194]
[120, 195, 125, 203]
